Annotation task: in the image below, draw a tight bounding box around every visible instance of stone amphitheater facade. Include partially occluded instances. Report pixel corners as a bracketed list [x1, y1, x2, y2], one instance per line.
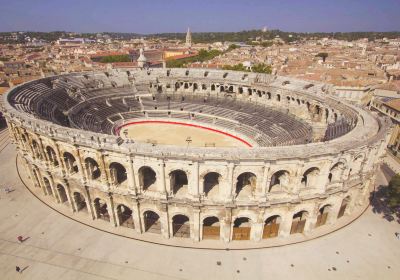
[1, 68, 391, 245]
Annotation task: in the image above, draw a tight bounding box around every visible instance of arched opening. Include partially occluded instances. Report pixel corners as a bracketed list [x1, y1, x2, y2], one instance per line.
[235, 172, 256, 198]
[202, 216, 220, 240]
[73, 192, 87, 212]
[46, 146, 59, 166]
[109, 162, 127, 185]
[117, 204, 134, 228]
[56, 184, 68, 204]
[316, 204, 331, 227]
[94, 198, 110, 222]
[211, 84, 215, 91]
[263, 215, 281, 239]
[329, 162, 345, 182]
[63, 152, 78, 174]
[170, 170, 188, 196]
[301, 167, 320, 188]
[32, 169, 41, 188]
[266, 92, 271, 99]
[203, 172, 220, 198]
[138, 166, 156, 191]
[143, 210, 161, 233]
[175, 82, 180, 90]
[269, 170, 289, 192]
[85, 157, 101, 180]
[172, 214, 190, 238]
[31, 140, 41, 159]
[193, 83, 198, 91]
[276, 94, 281, 102]
[43, 177, 52, 196]
[232, 217, 251, 240]
[290, 211, 308, 234]
[338, 196, 350, 218]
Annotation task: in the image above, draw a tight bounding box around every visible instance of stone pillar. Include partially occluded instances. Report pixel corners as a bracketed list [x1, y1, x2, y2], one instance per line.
[279, 212, 293, 237]
[192, 208, 201, 242]
[54, 144, 66, 176]
[221, 207, 232, 243]
[126, 157, 136, 193]
[84, 186, 95, 220]
[159, 202, 170, 239]
[224, 163, 234, 201]
[257, 164, 270, 199]
[97, 152, 110, 189]
[160, 160, 168, 195]
[106, 194, 117, 227]
[75, 148, 87, 184]
[251, 222, 264, 242]
[63, 180, 75, 212]
[131, 199, 142, 233]
[191, 162, 199, 197]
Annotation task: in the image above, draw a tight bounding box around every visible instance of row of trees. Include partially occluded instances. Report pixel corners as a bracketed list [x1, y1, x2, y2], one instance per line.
[222, 63, 272, 74]
[166, 49, 222, 68]
[99, 55, 131, 63]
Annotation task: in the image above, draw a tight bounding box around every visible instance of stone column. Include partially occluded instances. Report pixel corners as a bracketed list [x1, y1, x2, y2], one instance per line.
[191, 162, 199, 197]
[257, 164, 270, 199]
[159, 202, 170, 239]
[75, 148, 87, 184]
[126, 157, 136, 193]
[251, 221, 264, 241]
[192, 208, 201, 242]
[224, 163, 234, 201]
[106, 194, 117, 227]
[279, 211, 293, 237]
[97, 152, 110, 189]
[160, 160, 168, 195]
[63, 180, 75, 212]
[84, 186, 95, 220]
[221, 207, 232, 243]
[131, 199, 142, 233]
[54, 143, 66, 176]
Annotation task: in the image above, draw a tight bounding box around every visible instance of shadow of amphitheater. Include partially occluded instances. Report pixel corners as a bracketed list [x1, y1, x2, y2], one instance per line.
[370, 185, 400, 223]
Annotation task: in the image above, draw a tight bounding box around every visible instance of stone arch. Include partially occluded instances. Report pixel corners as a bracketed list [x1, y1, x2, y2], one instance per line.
[263, 215, 281, 239]
[290, 211, 308, 234]
[202, 216, 220, 240]
[31, 140, 41, 159]
[235, 172, 256, 198]
[170, 169, 188, 196]
[232, 217, 251, 240]
[43, 177, 52, 196]
[211, 84, 216, 91]
[301, 167, 320, 188]
[46, 146, 59, 166]
[329, 162, 345, 182]
[269, 170, 290, 192]
[172, 214, 190, 238]
[93, 198, 110, 222]
[316, 204, 331, 227]
[138, 166, 156, 191]
[203, 172, 221, 198]
[32, 168, 41, 188]
[117, 204, 134, 228]
[73, 192, 87, 212]
[63, 152, 78, 174]
[56, 184, 68, 204]
[109, 162, 127, 185]
[85, 157, 101, 180]
[143, 210, 161, 233]
[338, 196, 351, 218]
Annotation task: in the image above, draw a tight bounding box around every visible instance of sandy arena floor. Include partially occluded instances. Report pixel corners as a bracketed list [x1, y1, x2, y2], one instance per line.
[119, 121, 251, 148]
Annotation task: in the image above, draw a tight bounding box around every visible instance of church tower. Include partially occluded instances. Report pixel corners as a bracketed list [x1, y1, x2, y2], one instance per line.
[185, 27, 192, 48]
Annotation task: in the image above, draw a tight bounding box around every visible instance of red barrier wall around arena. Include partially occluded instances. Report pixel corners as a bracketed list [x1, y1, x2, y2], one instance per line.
[115, 120, 253, 147]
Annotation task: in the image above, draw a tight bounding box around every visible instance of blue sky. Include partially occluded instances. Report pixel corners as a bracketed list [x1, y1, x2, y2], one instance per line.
[0, 0, 399, 33]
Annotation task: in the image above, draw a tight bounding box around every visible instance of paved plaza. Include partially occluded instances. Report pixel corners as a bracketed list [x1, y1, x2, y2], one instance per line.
[0, 136, 399, 279]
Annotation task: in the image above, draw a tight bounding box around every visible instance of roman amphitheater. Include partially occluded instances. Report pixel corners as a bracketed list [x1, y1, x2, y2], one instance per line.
[0, 68, 391, 246]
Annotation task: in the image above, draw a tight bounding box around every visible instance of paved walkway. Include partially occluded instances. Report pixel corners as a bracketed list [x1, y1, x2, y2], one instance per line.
[0, 139, 399, 279]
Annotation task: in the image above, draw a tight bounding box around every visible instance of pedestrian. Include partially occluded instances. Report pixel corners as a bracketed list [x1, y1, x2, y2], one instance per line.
[16, 266, 21, 273]
[17, 236, 23, 243]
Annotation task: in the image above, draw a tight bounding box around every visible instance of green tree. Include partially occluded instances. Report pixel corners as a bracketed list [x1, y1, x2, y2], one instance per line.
[316, 52, 328, 62]
[388, 174, 400, 209]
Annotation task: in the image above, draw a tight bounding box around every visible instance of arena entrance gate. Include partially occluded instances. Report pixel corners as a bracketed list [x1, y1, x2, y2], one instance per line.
[290, 211, 308, 234]
[172, 215, 190, 238]
[144, 211, 161, 234]
[263, 215, 280, 239]
[202, 216, 220, 239]
[232, 217, 251, 240]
